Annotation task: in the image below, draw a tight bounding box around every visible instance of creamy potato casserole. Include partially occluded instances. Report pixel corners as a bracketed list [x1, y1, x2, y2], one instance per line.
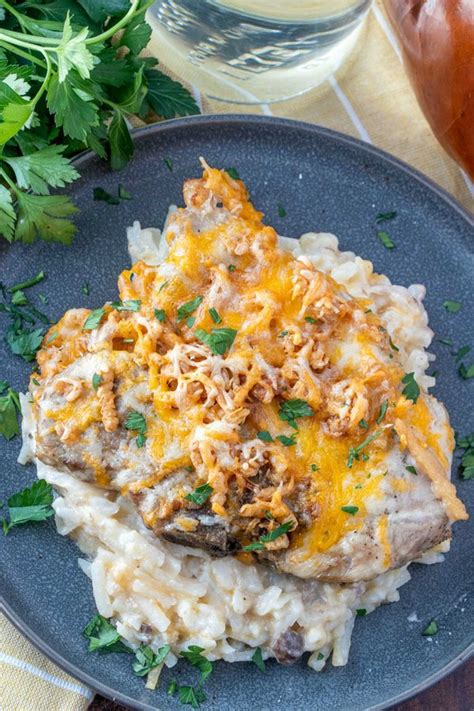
[20, 162, 467, 672]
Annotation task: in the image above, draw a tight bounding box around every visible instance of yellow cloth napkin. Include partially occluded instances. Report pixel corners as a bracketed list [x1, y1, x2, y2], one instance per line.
[1, 4, 471, 711]
[0, 614, 93, 710]
[147, 0, 473, 213]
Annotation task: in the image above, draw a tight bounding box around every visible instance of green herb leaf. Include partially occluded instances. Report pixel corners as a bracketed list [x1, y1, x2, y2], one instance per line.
[83, 614, 131, 654]
[0, 386, 21, 440]
[164, 157, 173, 172]
[154, 308, 166, 322]
[195, 327, 237, 356]
[347, 430, 382, 468]
[422, 620, 438, 636]
[304, 316, 317, 324]
[375, 211, 397, 223]
[81, 282, 90, 296]
[257, 430, 273, 442]
[252, 647, 265, 672]
[168, 679, 178, 695]
[0, 185, 16, 242]
[93, 187, 120, 205]
[459, 363, 474, 380]
[443, 300, 461, 314]
[92, 373, 103, 391]
[132, 644, 170, 677]
[4, 145, 79, 195]
[356, 608, 367, 616]
[226, 167, 240, 180]
[454, 345, 470, 362]
[46, 70, 100, 143]
[377, 230, 395, 249]
[14, 193, 77, 244]
[278, 399, 314, 428]
[243, 521, 294, 552]
[209, 307, 222, 324]
[112, 299, 141, 312]
[180, 645, 213, 682]
[178, 296, 203, 321]
[277, 203, 287, 218]
[186, 316, 195, 328]
[376, 401, 388, 424]
[185, 483, 213, 506]
[145, 69, 199, 120]
[341, 505, 359, 515]
[178, 685, 206, 709]
[3, 479, 54, 533]
[389, 337, 399, 352]
[108, 109, 134, 170]
[83, 308, 105, 330]
[311, 463, 319, 472]
[227, 264, 236, 272]
[359, 419, 369, 430]
[276, 433, 297, 447]
[124, 410, 147, 437]
[6, 325, 44, 362]
[406, 465, 417, 475]
[401, 372, 420, 403]
[8, 271, 45, 293]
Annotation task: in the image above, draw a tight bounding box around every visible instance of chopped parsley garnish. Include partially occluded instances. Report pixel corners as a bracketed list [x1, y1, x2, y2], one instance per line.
[47, 330, 58, 344]
[443, 300, 461, 313]
[32, 378, 40, 387]
[406, 465, 417, 475]
[178, 685, 206, 709]
[0, 383, 21, 440]
[359, 419, 369, 430]
[252, 647, 265, 672]
[186, 317, 196, 328]
[277, 203, 287, 218]
[341, 505, 359, 515]
[168, 680, 178, 696]
[39, 294, 49, 305]
[118, 184, 132, 201]
[8, 271, 45, 293]
[279, 330, 289, 338]
[81, 282, 90, 296]
[209, 307, 222, 324]
[185, 483, 213, 506]
[456, 432, 474, 480]
[12, 290, 28, 306]
[304, 316, 317, 324]
[154, 308, 166, 322]
[132, 644, 170, 676]
[2, 480, 54, 534]
[422, 620, 438, 636]
[195, 327, 237, 355]
[257, 430, 274, 442]
[180, 646, 213, 682]
[375, 211, 397, 223]
[454, 345, 470, 362]
[124, 411, 147, 448]
[112, 299, 141, 312]
[177, 296, 203, 321]
[276, 433, 297, 447]
[228, 265, 236, 272]
[347, 430, 382, 468]
[356, 608, 367, 617]
[311, 463, 319, 472]
[159, 280, 169, 292]
[278, 399, 314, 430]
[389, 337, 399, 352]
[376, 401, 388, 424]
[401, 372, 420, 403]
[317, 652, 325, 661]
[82, 614, 131, 654]
[93, 185, 132, 204]
[438, 337, 453, 347]
[226, 167, 240, 180]
[164, 157, 173, 172]
[377, 230, 395, 249]
[459, 362, 474, 380]
[242, 521, 294, 552]
[92, 374, 103, 391]
[6, 327, 45, 363]
[93, 187, 120, 205]
[83, 308, 105, 330]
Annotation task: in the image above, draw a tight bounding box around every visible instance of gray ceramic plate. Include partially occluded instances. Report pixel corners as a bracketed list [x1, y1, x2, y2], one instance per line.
[1, 116, 473, 711]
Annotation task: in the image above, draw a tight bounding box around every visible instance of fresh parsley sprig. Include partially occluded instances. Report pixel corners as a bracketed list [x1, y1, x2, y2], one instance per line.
[0, 0, 199, 245]
[0, 381, 20, 440]
[2, 479, 54, 534]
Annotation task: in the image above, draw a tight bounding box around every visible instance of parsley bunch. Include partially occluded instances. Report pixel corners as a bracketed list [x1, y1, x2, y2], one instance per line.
[0, 0, 199, 245]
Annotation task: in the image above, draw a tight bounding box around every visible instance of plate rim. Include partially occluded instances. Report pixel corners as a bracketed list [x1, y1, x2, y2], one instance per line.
[1, 113, 472, 711]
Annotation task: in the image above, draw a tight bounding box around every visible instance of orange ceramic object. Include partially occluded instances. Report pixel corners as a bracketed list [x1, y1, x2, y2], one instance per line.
[383, 0, 474, 179]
